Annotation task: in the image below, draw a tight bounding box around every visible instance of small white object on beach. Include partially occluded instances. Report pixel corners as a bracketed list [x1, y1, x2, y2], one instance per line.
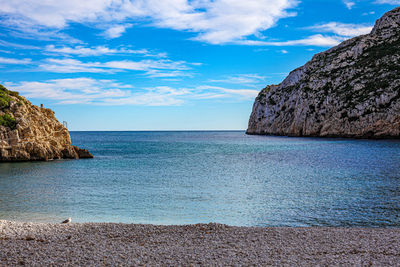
[61, 217, 72, 224]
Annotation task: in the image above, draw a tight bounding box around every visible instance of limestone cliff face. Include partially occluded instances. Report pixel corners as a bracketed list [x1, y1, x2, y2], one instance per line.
[0, 85, 93, 161]
[247, 7, 400, 138]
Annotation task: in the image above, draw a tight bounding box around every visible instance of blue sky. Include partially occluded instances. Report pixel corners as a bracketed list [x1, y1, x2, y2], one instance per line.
[0, 0, 398, 130]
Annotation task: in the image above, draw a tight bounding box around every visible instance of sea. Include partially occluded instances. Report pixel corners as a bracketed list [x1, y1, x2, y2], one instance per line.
[0, 131, 399, 227]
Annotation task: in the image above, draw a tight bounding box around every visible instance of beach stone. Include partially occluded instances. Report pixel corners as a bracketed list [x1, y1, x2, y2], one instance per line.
[0, 220, 400, 266]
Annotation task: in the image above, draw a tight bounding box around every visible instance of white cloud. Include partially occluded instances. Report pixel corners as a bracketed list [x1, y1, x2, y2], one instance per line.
[39, 59, 111, 73]
[209, 74, 267, 85]
[5, 78, 131, 104]
[0, 57, 31, 64]
[144, 69, 191, 78]
[279, 49, 288, 54]
[1, 18, 82, 43]
[5, 78, 259, 106]
[45, 45, 165, 57]
[103, 24, 132, 39]
[0, 0, 299, 44]
[0, 1, 111, 28]
[197, 85, 259, 99]
[374, 0, 400, 4]
[155, 0, 299, 44]
[362, 11, 376, 16]
[241, 22, 371, 48]
[0, 39, 41, 50]
[362, 11, 375, 16]
[236, 34, 346, 47]
[0, 49, 12, 54]
[38, 58, 194, 77]
[343, 0, 355, 10]
[102, 86, 189, 106]
[307, 22, 373, 37]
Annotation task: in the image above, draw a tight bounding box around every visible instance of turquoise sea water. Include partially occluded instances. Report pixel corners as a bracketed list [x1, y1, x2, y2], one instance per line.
[0, 131, 400, 227]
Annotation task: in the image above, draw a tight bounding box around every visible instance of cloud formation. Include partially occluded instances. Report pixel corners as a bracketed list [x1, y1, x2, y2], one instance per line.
[103, 24, 132, 39]
[0, 57, 31, 64]
[374, 0, 400, 4]
[236, 34, 346, 47]
[5, 78, 131, 104]
[343, 0, 355, 9]
[38, 58, 195, 77]
[209, 74, 267, 85]
[44, 45, 165, 57]
[243, 22, 372, 47]
[307, 22, 373, 37]
[0, 1, 376, 47]
[5, 77, 259, 106]
[0, 0, 298, 44]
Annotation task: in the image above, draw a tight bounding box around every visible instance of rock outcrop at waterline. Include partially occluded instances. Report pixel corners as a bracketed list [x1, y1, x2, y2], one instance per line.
[0, 85, 93, 161]
[247, 7, 400, 138]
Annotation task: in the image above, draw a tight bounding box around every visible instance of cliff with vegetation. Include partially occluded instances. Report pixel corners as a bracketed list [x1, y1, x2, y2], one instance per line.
[247, 7, 400, 138]
[0, 85, 93, 161]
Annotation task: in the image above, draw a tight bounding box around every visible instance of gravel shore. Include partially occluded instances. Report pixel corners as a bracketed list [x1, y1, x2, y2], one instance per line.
[1, 220, 400, 266]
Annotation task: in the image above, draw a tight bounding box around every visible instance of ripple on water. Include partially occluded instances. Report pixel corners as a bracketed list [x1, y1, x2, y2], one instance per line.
[0, 131, 400, 227]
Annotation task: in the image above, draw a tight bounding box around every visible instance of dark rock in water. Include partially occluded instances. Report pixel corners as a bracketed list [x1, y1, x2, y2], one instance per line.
[73, 146, 94, 159]
[0, 84, 93, 161]
[247, 7, 400, 139]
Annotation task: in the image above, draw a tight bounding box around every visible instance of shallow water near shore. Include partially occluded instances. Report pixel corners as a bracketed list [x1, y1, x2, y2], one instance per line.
[0, 131, 400, 227]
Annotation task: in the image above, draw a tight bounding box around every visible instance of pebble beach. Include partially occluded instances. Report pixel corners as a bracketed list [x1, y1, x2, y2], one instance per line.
[1, 220, 400, 266]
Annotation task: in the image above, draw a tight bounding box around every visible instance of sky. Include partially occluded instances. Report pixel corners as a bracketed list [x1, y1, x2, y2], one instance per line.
[0, 0, 398, 130]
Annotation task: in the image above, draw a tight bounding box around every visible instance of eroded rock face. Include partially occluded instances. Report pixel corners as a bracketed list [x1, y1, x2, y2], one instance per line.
[0, 86, 93, 161]
[247, 7, 400, 138]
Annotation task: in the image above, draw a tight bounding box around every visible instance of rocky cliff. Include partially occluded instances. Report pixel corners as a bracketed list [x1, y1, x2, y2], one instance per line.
[247, 7, 400, 138]
[0, 85, 93, 161]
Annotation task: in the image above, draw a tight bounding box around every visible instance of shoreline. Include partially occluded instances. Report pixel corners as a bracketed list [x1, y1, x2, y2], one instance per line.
[1, 220, 400, 266]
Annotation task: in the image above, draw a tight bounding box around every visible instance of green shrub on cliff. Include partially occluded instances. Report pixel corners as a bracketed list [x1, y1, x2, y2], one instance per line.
[0, 91, 12, 109]
[0, 84, 25, 107]
[0, 84, 21, 129]
[0, 113, 16, 130]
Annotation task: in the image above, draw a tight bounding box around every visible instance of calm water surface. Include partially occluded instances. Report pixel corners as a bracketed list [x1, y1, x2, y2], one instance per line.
[0, 131, 400, 227]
